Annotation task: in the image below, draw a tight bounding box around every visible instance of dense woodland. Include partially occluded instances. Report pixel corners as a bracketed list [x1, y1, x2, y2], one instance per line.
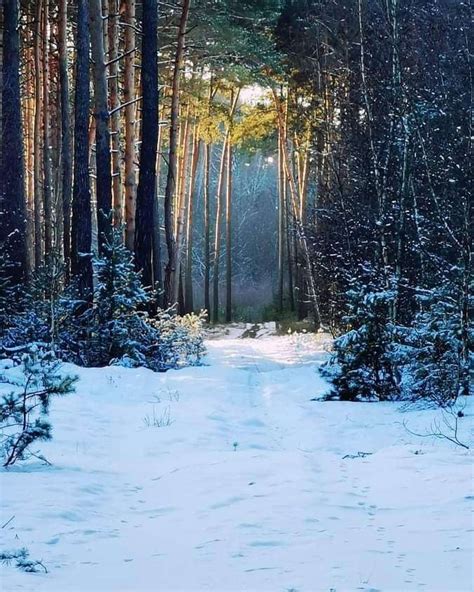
[0, 0, 472, 404]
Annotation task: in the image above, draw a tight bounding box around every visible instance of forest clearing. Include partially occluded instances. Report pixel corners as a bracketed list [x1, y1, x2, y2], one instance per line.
[1, 329, 472, 592]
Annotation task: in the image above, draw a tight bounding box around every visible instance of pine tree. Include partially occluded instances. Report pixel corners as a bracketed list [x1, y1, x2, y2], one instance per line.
[398, 284, 472, 407]
[0, 347, 76, 467]
[87, 228, 152, 366]
[322, 275, 399, 401]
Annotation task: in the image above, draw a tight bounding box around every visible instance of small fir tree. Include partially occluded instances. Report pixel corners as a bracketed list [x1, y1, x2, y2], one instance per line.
[85, 228, 152, 366]
[321, 277, 399, 401]
[1, 251, 86, 356]
[0, 347, 77, 466]
[397, 284, 471, 407]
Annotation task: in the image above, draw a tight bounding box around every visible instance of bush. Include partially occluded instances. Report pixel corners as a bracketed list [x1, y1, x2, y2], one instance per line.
[148, 310, 207, 370]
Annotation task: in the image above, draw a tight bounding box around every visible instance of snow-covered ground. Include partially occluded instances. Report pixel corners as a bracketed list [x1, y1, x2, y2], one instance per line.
[1, 333, 472, 591]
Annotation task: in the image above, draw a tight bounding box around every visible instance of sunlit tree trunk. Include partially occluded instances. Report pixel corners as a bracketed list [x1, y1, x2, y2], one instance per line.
[164, 0, 191, 306]
[285, 178, 295, 311]
[123, 0, 137, 250]
[59, 0, 72, 277]
[33, 0, 43, 268]
[225, 140, 233, 323]
[173, 109, 191, 306]
[212, 89, 239, 323]
[108, 0, 121, 224]
[42, 0, 53, 257]
[203, 142, 211, 318]
[153, 111, 164, 295]
[277, 127, 284, 312]
[212, 138, 228, 323]
[273, 88, 321, 328]
[24, 33, 35, 277]
[184, 130, 200, 313]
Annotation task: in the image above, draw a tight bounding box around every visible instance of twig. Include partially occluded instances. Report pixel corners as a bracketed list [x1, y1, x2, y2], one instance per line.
[1, 515, 15, 529]
[402, 411, 469, 450]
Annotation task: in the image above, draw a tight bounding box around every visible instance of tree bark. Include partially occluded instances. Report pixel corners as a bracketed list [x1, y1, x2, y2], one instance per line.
[24, 33, 35, 278]
[277, 127, 284, 312]
[171, 108, 191, 308]
[42, 0, 53, 257]
[33, 0, 43, 268]
[108, 0, 122, 225]
[212, 137, 228, 323]
[225, 140, 233, 323]
[212, 89, 239, 323]
[59, 0, 72, 277]
[71, 0, 93, 298]
[203, 142, 211, 318]
[163, 0, 191, 306]
[90, 0, 112, 252]
[273, 88, 320, 328]
[123, 0, 137, 250]
[152, 109, 164, 295]
[1, 0, 27, 283]
[134, 0, 158, 287]
[184, 131, 200, 313]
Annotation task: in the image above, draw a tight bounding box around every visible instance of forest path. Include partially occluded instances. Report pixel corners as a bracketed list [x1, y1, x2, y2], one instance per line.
[1, 333, 472, 591]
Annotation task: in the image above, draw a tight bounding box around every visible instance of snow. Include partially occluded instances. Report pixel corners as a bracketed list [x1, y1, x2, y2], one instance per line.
[1, 332, 473, 591]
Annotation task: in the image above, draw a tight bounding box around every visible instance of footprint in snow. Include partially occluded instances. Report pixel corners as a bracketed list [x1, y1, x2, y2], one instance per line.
[248, 540, 283, 547]
[209, 496, 244, 509]
[241, 418, 266, 428]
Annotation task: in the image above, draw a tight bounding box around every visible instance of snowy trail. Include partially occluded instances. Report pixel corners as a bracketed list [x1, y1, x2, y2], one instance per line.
[1, 333, 472, 592]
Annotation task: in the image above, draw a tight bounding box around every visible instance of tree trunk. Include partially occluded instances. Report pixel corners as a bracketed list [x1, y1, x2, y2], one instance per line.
[24, 35, 35, 278]
[152, 110, 164, 295]
[184, 131, 200, 313]
[42, 0, 53, 257]
[285, 178, 295, 311]
[59, 0, 72, 277]
[71, 0, 93, 298]
[134, 0, 158, 287]
[90, 0, 112, 252]
[33, 0, 43, 268]
[225, 140, 233, 323]
[123, 0, 137, 250]
[108, 0, 121, 224]
[212, 89, 239, 323]
[1, 0, 27, 283]
[277, 127, 284, 312]
[163, 0, 191, 306]
[272, 88, 320, 328]
[212, 138, 228, 324]
[203, 142, 211, 318]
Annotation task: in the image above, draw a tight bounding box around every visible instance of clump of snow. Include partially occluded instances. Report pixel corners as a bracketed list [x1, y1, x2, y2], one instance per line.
[1, 333, 472, 591]
[205, 321, 279, 340]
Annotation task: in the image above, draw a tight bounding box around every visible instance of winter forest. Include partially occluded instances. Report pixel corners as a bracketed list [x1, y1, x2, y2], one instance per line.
[0, 0, 472, 590]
